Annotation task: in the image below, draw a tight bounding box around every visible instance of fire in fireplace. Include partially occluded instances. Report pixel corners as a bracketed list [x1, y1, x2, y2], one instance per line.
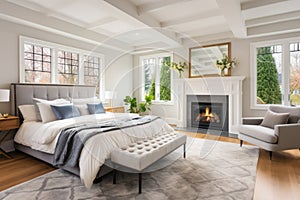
[191, 102, 225, 130]
[195, 106, 220, 123]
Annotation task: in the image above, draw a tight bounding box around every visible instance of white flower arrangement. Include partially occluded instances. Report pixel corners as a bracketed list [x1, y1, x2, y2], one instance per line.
[164, 61, 187, 78]
[215, 54, 237, 70]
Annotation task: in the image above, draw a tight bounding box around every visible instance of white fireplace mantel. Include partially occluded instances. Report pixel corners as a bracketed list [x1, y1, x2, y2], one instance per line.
[175, 76, 245, 135]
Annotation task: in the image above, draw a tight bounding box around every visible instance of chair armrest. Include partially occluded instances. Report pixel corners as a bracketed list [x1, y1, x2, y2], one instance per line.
[275, 124, 300, 147]
[242, 117, 264, 125]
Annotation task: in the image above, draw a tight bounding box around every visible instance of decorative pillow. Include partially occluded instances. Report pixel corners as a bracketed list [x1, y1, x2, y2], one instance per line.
[18, 105, 38, 122]
[33, 98, 70, 121]
[71, 97, 100, 105]
[87, 102, 106, 114]
[51, 105, 81, 120]
[37, 103, 58, 123]
[260, 110, 290, 129]
[76, 105, 90, 116]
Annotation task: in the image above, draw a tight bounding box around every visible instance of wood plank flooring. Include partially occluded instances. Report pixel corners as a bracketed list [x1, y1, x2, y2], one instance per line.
[0, 133, 300, 200]
[0, 151, 55, 191]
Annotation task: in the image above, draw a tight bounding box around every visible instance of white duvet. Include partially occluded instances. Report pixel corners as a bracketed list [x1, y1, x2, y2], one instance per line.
[14, 113, 174, 188]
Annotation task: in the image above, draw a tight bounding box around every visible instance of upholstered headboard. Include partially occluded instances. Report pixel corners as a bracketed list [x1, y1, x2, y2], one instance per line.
[11, 83, 96, 117]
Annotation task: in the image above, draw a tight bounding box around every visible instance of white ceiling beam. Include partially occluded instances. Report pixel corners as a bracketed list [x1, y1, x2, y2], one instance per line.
[190, 32, 233, 43]
[102, 0, 183, 47]
[245, 10, 300, 27]
[242, 0, 300, 21]
[216, 0, 247, 38]
[161, 10, 222, 27]
[0, 1, 132, 52]
[85, 17, 117, 30]
[137, 0, 189, 14]
[241, 0, 289, 10]
[247, 18, 300, 37]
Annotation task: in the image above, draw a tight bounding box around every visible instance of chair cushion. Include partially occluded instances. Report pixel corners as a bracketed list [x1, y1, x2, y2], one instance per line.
[269, 105, 300, 123]
[260, 110, 289, 129]
[239, 125, 278, 143]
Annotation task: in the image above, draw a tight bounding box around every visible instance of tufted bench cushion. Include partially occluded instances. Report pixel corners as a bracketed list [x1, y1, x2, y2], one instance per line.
[111, 132, 187, 171]
[110, 132, 187, 194]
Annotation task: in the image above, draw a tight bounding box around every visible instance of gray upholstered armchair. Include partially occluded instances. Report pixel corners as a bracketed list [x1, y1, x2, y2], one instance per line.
[238, 105, 300, 160]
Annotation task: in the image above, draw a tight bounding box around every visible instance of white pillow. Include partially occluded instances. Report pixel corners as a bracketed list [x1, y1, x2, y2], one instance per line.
[18, 105, 38, 122]
[33, 98, 70, 121]
[76, 104, 90, 116]
[37, 103, 58, 123]
[71, 97, 100, 105]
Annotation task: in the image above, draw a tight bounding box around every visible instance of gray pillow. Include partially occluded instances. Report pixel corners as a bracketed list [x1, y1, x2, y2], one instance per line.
[261, 110, 289, 129]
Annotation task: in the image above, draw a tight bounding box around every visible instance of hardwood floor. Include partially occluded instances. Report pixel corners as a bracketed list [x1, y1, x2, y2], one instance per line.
[0, 133, 300, 200]
[0, 151, 55, 191]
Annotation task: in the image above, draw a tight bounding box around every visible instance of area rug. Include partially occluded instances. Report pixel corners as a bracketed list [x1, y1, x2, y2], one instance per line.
[0, 137, 259, 200]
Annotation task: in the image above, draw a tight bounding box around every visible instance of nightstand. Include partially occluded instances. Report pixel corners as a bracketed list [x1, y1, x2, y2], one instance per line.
[105, 106, 125, 113]
[0, 116, 19, 159]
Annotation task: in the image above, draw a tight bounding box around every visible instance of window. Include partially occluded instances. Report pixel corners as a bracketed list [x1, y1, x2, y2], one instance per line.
[251, 37, 300, 108]
[20, 36, 104, 95]
[141, 53, 172, 102]
[24, 43, 51, 83]
[83, 55, 101, 95]
[57, 50, 79, 84]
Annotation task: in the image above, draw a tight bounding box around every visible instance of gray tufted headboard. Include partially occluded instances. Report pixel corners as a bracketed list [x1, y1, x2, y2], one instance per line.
[11, 83, 96, 118]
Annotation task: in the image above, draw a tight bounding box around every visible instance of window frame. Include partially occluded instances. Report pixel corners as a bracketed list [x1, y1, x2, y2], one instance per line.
[140, 52, 174, 105]
[19, 36, 104, 97]
[250, 36, 300, 109]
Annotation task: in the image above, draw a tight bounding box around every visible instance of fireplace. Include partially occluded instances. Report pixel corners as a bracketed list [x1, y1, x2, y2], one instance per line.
[187, 95, 228, 131]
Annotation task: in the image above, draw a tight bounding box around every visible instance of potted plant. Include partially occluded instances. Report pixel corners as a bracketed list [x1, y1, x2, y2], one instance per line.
[123, 94, 153, 114]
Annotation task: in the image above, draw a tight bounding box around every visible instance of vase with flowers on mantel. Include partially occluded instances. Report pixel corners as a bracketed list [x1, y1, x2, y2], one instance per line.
[216, 54, 237, 77]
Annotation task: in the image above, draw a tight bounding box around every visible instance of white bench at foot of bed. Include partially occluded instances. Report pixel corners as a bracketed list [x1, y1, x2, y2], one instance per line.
[110, 132, 187, 194]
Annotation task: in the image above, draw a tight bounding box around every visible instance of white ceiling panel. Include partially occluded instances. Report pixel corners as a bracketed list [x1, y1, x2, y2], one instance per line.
[3, 0, 300, 50]
[54, 0, 111, 24]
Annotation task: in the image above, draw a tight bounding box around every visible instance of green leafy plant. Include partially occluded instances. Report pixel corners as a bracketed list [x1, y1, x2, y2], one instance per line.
[123, 94, 153, 114]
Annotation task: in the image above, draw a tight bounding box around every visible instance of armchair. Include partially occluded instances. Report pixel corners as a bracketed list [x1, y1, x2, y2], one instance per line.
[238, 105, 300, 160]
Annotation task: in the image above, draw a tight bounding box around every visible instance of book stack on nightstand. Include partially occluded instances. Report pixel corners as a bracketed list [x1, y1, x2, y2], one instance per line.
[0, 116, 19, 159]
[105, 106, 125, 113]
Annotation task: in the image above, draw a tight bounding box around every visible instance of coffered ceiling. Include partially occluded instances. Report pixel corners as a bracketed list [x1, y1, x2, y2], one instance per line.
[1, 0, 300, 52]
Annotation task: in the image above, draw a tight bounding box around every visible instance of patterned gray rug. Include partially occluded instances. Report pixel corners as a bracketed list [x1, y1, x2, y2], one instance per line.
[0, 138, 259, 200]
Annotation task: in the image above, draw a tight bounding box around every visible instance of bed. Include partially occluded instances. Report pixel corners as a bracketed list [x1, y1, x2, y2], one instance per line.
[11, 83, 174, 188]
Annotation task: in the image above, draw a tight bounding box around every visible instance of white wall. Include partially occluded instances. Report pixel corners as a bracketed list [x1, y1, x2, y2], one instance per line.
[104, 54, 133, 106]
[0, 19, 134, 151]
[133, 31, 300, 124]
[0, 19, 133, 113]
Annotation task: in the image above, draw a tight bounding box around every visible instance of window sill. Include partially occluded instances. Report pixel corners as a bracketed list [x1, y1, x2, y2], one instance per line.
[151, 101, 174, 106]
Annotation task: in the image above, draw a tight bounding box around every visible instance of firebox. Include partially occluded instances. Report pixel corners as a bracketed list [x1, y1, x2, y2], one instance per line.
[191, 102, 223, 130]
[187, 95, 228, 131]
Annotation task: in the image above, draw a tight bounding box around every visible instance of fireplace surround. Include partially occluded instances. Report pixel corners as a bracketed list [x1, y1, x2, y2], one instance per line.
[175, 76, 245, 135]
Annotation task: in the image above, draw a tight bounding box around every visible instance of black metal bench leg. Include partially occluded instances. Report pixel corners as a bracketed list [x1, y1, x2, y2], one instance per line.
[183, 144, 186, 158]
[138, 173, 142, 194]
[113, 169, 117, 184]
[240, 140, 243, 147]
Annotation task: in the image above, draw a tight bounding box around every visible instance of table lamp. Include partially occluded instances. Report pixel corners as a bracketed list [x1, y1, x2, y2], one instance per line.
[0, 89, 10, 118]
[105, 91, 113, 107]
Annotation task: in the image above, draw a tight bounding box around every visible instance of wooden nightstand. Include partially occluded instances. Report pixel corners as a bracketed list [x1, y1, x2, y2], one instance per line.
[0, 116, 19, 159]
[105, 106, 125, 113]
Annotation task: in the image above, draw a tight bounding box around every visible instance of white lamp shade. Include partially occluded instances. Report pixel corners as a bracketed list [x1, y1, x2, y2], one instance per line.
[105, 91, 113, 99]
[0, 89, 10, 102]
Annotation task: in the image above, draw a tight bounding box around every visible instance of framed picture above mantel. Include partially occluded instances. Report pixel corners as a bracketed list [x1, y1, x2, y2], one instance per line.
[189, 42, 231, 78]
